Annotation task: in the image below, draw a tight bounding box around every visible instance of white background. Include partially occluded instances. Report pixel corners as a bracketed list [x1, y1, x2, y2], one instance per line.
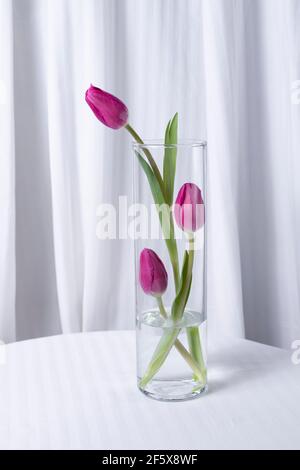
[0, 0, 300, 347]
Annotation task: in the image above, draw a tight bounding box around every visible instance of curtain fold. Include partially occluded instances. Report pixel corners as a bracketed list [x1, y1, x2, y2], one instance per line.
[46, 0, 85, 333]
[0, 0, 15, 343]
[0, 0, 299, 347]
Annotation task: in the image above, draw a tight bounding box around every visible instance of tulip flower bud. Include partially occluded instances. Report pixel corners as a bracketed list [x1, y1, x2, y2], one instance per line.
[174, 183, 205, 232]
[139, 249, 168, 297]
[85, 84, 128, 129]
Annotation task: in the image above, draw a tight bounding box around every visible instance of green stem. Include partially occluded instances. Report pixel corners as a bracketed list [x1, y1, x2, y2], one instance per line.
[156, 297, 204, 381]
[156, 296, 169, 319]
[139, 327, 180, 389]
[188, 237, 195, 268]
[125, 124, 165, 195]
[168, 219, 180, 292]
[171, 238, 194, 323]
[187, 327, 207, 380]
[185, 237, 207, 380]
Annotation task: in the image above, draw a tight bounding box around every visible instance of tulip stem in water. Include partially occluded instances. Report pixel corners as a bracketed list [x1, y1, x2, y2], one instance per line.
[156, 297, 204, 381]
[139, 327, 180, 390]
[186, 237, 207, 382]
[139, 285, 206, 390]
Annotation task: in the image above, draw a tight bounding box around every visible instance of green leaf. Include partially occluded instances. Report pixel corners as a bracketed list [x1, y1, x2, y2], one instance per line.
[135, 151, 172, 240]
[171, 250, 191, 322]
[163, 112, 178, 205]
[135, 151, 165, 208]
[184, 274, 192, 311]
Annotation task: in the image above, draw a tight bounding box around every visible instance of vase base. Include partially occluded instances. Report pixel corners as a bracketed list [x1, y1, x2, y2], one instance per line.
[138, 380, 207, 402]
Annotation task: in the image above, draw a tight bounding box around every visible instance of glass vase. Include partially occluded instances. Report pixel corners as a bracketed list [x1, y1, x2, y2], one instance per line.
[133, 140, 207, 401]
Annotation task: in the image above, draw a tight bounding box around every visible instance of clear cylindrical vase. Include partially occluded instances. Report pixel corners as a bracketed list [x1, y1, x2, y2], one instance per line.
[133, 141, 207, 402]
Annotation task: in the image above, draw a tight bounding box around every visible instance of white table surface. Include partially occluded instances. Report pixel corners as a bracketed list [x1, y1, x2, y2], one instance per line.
[0, 331, 299, 450]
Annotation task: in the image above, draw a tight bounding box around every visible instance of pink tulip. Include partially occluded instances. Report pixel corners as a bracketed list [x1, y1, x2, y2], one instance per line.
[85, 84, 128, 129]
[139, 249, 168, 297]
[174, 183, 205, 232]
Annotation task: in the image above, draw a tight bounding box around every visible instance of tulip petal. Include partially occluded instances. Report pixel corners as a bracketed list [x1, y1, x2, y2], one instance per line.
[85, 84, 128, 129]
[139, 248, 168, 296]
[174, 183, 205, 232]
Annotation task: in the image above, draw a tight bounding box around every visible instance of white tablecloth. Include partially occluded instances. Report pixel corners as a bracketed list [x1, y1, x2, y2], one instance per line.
[0, 331, 299, 450]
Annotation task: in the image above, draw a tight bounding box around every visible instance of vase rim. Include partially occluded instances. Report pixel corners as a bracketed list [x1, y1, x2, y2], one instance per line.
[132, 139, 207, 149]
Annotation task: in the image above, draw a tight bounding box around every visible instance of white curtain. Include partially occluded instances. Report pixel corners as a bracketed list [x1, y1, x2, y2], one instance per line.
[0, 0, 299, 348]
